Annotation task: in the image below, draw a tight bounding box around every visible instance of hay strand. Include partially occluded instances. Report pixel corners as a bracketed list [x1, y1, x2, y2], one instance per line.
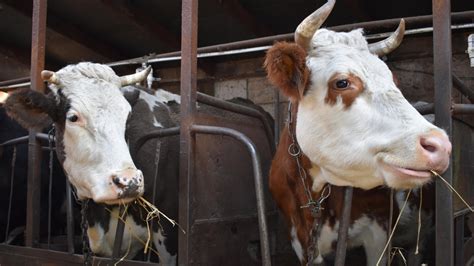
[376, 189, 412, 266]
[431, 170, 474, 213]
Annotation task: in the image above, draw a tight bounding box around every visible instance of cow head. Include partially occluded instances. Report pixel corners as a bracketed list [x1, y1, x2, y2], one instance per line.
[265, 0, 451, 190]
[5, 63, 151, 204]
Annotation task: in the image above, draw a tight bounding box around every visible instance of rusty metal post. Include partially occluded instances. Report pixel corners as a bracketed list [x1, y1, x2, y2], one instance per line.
[334, 187, 353, 266]
[26, 0, 47, 248]
[179, 0, 198, 264]
[432, 0, 454, 265]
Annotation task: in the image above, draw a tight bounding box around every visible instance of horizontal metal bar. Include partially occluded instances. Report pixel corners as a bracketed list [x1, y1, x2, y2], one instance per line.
[132, 127, 180, 158]
[0, 133, 54, 148]
[452, 103, 474, 114]
[196, 92, 275, 153]
[452, 74, 474, 103]
[454, 205, 474, 218]
[415, 103, 435, 115]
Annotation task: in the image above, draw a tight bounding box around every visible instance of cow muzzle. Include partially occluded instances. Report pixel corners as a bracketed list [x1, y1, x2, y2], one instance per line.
[111, 168, 144, 200]
[418, 130, 451, 173]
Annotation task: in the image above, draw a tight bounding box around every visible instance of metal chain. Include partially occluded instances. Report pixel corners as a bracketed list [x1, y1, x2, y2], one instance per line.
[287, 102, 331, 266]
[81, 199, 93, 266]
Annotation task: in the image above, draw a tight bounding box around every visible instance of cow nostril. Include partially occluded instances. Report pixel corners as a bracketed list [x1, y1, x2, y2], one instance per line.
[420, 137, 439, 153]
[112, 176, 126, 188]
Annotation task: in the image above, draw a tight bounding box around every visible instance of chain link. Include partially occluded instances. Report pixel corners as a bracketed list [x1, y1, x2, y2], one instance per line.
[287, 102, 331, 266]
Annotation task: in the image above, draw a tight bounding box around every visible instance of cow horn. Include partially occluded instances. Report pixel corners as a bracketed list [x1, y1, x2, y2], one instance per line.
[120, 66, 152, 86]
[368, 19, 405, 56]
[295, 0, 335, 51]
[41, 70, 60, 85]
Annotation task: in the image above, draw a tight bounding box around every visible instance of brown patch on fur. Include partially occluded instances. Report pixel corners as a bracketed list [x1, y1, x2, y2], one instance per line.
[264, 42, 310, 101]
[325, 73, 364, 108]
[269, 104, 415, 263]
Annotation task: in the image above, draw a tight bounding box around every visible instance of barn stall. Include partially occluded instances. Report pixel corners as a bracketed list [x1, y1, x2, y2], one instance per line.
[0, 0, 473, 265]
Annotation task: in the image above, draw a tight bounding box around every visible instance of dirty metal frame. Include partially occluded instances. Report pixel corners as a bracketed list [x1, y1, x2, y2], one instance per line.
[178, 0, 272, 264]
[25, 0, 47, 249]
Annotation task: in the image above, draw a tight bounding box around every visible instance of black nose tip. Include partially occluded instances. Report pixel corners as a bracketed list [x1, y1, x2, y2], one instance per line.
[119, 183, 140, 198]
[112, 176, 126, 189]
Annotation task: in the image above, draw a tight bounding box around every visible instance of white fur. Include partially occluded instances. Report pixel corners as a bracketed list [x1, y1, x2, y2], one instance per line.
[291, 226, 304, 262]
[51, 63, 144, 203]
[295, 29, 447, 190]
[295, 216, 387, 266]
[87, 209, 147, 258]
[153, 229, 176, 265]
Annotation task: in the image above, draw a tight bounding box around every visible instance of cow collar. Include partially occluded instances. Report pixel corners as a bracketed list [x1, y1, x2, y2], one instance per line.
[287, 101, 331, 265]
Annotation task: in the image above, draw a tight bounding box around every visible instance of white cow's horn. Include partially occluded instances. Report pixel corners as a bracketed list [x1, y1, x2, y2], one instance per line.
[369, 19, 405, 56]
[120, 66, 152, 86]
[295, 0, 335, 51]
[41, 70, 60, 85]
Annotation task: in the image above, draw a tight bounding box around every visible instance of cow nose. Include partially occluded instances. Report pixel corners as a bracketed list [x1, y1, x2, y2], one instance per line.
[419, 131, 451, 172]
[111, 168, 143, 197]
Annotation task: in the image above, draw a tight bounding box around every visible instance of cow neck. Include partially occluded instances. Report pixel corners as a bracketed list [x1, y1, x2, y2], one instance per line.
[286, 101, 331, 208]
[287, 101, 331, 265]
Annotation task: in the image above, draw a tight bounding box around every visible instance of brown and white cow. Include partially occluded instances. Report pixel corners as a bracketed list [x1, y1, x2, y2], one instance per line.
[264, 0, 451, 265]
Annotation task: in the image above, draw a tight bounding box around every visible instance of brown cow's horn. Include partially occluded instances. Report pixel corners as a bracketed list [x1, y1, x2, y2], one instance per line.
[295, 0, 335, 51]
[120, 66, 152, 86]
[368, 19, 405, 56]
[41, 70, 60, 85]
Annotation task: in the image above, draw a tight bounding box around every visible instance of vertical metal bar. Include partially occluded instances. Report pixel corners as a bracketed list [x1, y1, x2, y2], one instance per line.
[432, 0, 454, 265]
[189, 125, 271, 266]
[26, 0, 48, 248]
[66, 181, 75, 254]
[454, 215, 464, 266]
[179, 0, 198, 264]
[334, 187, 353, 266]
[4, 146, 17, 244]
[112, 205, 126, 259]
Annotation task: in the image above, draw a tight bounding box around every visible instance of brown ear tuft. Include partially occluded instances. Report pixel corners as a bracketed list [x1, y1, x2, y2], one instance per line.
[4, 88, 54, 130]
[264, 42, 310, 101]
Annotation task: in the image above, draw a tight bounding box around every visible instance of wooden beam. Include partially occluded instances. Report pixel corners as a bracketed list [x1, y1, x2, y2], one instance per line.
[2, 0, 115, 63]
[216, 0, 273, 37]
[101, 0, 180, 50]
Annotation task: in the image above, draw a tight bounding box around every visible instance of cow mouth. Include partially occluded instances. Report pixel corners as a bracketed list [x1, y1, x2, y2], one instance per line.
[385, 163, 432, 180]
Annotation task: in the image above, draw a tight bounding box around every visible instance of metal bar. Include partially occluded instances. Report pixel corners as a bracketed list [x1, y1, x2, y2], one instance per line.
[26, 0, 47, 248]
[453, 74, 474, 103]
[196, 92, 275, 153]
[66, 181, 75, 254]
[4, 146, 17, 244]
[416, 103, 435, 115]
[334, 187, 353, 266]
[132, 127, 180, 158]
[0, 77, 30, 87]
[454, 215, 465, 266]
[452, 103, 474, 114]
[178, 0, 198, 264]
[106, 11, 474, 67]
[433, 0, 454, 265]
[190, 124, 271, 266]
[0, 244, 159, 266]
[112, 205, 126, 259]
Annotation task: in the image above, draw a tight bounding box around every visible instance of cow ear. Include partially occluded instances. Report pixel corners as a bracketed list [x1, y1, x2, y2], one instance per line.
[264, 42, 310, 101]
[4, 88, 55, 130]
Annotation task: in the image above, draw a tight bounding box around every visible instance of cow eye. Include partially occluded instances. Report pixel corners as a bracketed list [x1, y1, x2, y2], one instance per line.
[335, 79, 349, 89]
[67, 114, 79, 122]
